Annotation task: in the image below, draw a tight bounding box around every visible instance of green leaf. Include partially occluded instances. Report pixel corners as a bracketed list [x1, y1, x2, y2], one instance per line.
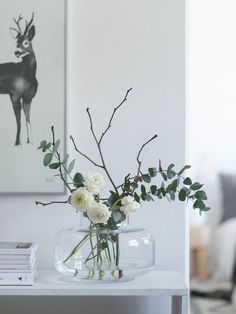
[148, 167, 157, 177]
[53, 139, 60, 152]
[142, 174, 151, 183]
[62, 154, 69, 165]
[38, 140, 47, 150]
[193, 199, 206, 210]
[167, 170, 176, 179]
[201, 206, 211, 211]
[112, 210, 122, 223]
[160, 171, 167, 181]
[49, 162, 60, 169]
[134, 192, 140, 203]
[195, 190, 207, 201]
[178, 165, 191, 176]
[167, 164, 176, 179]
[178, 188, 187, 201]
[156, 189, 163, 198]
[161, 188, 166, 197]
[170, 191, 175, 201]
[45, 142, 51, 150]
[68, 159, 76, 174]
[141, 194, 146, 201]
[150, 185, 157, 195]
[182, 187, 191, 196]
[191, 182, 204, 191]
[141, 184, 146, 196]
[43, 153, 53, 166]
[171, 179, 178, 192]
[183, 177, 192, 185]
[73, 172, 84, 188]
[145, 194, 154, 202]
[167, 164, 175, 172]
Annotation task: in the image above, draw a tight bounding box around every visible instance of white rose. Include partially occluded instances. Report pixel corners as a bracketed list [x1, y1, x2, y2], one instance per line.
[87, 201, 110, 224]
[120, 196, 140, 215]
[121, 195, 136, 206]
[84, 173, 105, 193]
[71, 187, 94, 212]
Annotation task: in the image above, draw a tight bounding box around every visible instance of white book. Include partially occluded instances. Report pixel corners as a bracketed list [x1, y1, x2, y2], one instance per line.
[0, 271, 35, 285]
[0, 254, 34, 260]
[0, 242, 38, 255]
[0, 258, 36, 270]
[0, 259, 33, 265]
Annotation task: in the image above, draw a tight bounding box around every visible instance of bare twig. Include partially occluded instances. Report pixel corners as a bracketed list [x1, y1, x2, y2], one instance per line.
[70, 135, 103, 168]
[51, 126, 73, 193]
[86, 108, 119, 194]
[99, 88, 132, 144]
[35, 200, 68, 206]
[136, 134, 158, 176]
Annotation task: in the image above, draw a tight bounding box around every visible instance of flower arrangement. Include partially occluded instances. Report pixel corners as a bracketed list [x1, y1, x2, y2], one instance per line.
[36, 89, 210, 279]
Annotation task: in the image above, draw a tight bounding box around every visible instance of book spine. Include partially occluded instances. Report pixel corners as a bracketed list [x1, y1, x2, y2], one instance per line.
[0, 272, 34, 285]
[0, 259, 32, 265]
[0, 255, 32, 260]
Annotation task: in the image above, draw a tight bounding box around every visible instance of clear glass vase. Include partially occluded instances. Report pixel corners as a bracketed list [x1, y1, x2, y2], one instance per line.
[54, 219, 155, 282]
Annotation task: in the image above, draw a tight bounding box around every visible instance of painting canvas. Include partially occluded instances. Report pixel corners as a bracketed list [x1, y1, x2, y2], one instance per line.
[0, 0, 66, 193]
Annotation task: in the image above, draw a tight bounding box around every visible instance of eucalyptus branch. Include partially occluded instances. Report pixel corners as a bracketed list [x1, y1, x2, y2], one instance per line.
[35, 200, 68, 206]
[51, 126, 73, 193]
[99, 88, 132, 144]
[136, 134, 158, 176]
[70, 135, 103, 168]
[86, 108, 119, 194]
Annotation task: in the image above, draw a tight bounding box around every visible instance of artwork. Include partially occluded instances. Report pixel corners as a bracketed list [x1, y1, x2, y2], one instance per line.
[0, 13, 38, 146]
[0, 0, 66, 193]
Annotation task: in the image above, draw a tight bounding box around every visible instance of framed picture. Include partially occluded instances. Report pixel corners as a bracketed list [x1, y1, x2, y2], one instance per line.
[0, 0, 66, 193]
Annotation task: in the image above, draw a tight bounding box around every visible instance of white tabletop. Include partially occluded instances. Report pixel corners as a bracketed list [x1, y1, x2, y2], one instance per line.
[0, 270, 188, 296]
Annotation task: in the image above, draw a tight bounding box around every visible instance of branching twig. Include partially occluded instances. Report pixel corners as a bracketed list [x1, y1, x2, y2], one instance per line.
[136, 134, 158, 176]
[35, 200, 68, 206]
[99, 88, 132, 144]
[86, 108, 119, 194]
[70, 135, 103, 168]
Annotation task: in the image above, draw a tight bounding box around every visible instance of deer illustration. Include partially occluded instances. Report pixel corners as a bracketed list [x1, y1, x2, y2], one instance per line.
[0, 13, 38, 146]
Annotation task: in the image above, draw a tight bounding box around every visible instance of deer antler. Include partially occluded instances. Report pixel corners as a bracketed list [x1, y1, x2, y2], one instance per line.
[24, 12, 34, 35]
[13, 14, 23, 34]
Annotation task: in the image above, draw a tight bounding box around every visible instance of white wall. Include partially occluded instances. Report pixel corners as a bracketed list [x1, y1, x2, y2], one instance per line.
[188, 0, 236, 226]
[0, 0, 186, 313]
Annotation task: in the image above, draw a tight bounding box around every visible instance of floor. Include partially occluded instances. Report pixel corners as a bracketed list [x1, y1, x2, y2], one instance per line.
[190, 278, 235, 314]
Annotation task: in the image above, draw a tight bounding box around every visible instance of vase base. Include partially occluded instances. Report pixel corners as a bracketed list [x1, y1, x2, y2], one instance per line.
[55, 267, 153, 283]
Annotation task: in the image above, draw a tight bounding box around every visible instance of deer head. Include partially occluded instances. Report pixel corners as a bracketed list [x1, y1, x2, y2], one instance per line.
[10, 13, 35, 58]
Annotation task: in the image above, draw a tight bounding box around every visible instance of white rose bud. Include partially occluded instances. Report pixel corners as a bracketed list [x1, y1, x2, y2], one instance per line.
[84, 173, 105, 194]
[71, 187, 94, 213]
[120, 195, 140, 215]
[87, 201, 110, 224]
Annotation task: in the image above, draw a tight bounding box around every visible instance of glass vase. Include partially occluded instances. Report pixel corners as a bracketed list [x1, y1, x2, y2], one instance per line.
[54, 219, 155, 282]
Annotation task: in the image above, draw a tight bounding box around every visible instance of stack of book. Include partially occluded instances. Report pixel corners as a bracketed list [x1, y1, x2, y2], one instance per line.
[0, 242, 38, 285]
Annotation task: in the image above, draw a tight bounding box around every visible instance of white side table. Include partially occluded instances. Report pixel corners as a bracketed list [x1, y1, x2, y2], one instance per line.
[0, 270, 188, 314]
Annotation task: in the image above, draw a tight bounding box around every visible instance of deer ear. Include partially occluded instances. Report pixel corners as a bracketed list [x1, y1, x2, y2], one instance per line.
[28, 25, 35, 40]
